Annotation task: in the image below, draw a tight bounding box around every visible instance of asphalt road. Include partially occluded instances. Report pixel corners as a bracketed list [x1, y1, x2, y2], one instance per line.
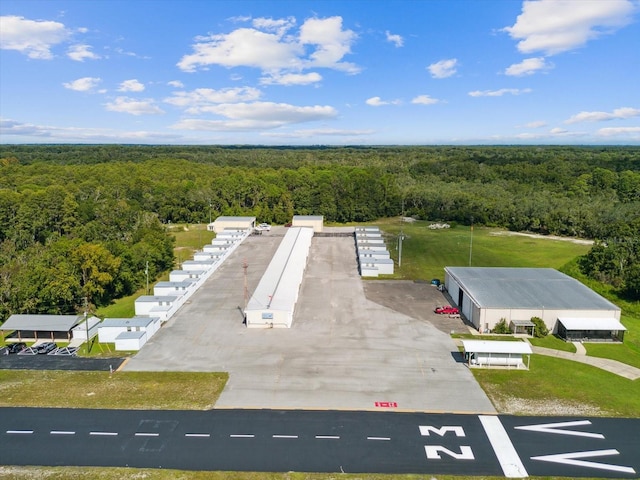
[0, 355, 126, 371]
[1, 407, 638, 478]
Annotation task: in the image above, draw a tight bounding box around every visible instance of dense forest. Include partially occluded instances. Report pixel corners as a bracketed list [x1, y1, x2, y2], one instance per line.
[1, 145, 639, 320]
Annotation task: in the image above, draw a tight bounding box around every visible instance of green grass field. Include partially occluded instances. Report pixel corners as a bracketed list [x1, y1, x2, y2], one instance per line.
[372, 219, 592, 280]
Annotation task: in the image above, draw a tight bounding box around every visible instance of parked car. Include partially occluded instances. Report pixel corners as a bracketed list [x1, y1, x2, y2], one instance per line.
[434, 305, 459, 315]
[36, 342, 57, 354]
[255, 223, 271, 232]
[3, 342, 26, 354]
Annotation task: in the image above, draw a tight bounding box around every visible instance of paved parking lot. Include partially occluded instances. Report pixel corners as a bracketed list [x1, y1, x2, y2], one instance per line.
[125, 227, 495, 413]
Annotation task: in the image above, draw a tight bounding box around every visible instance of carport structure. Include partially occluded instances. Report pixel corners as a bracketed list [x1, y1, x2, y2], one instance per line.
[1, 314, 84, 342]
[462, 340, 532, 369]
[557, 317, 627, 342]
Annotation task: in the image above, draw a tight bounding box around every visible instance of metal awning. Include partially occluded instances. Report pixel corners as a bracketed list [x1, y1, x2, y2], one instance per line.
[461, 340, 532, 354]
[558, 317, 627, 331]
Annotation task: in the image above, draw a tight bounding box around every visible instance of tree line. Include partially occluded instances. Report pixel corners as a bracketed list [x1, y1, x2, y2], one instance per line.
[0, 145, 639, 319]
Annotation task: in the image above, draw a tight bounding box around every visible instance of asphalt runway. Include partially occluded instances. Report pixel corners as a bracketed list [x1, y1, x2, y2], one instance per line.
[1, 407, 638, 478]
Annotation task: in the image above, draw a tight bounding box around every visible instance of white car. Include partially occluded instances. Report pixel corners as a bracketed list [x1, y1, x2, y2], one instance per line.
[256, 223, 271, 232]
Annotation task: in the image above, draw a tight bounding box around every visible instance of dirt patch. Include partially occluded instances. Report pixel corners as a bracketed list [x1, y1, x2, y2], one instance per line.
[490, 231, 594, 245]
[489, 395, 606, 416]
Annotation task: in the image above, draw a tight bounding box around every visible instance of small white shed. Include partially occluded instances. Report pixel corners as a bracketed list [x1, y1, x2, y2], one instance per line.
[98, 316, 160, 343]
[211, 216, 256, 234]
[153, 280, 194, 297]
[169, 270, 203, 282]
[292, 215, 323, 233]
[70, 316, 102, 341]
[134, 295, 178, 317]
[114, 330, 147, 351]
[181, 259, 216, 271]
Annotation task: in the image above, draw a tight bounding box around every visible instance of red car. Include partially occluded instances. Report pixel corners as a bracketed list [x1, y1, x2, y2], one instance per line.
[434, 305, 459, 315]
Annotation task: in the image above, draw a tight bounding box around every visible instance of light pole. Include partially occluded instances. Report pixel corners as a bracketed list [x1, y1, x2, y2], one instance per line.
[145, 261, 149, 295]
[468, 216, 474, 267]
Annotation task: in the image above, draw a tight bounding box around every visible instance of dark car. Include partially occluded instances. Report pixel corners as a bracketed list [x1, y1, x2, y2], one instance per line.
[36, 342, 57, 354]
[3, 342, 27, 354]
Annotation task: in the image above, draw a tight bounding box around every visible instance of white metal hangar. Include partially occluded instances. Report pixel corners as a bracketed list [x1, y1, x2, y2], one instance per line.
[244, 227, 314, 328]
[208, 216, 256, 233]
[444, 267, 624, 340]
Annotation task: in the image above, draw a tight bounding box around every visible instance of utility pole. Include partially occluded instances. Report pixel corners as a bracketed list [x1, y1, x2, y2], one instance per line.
[398, 198, 405, 268]
[145, 261, 149, 295]
[468, 216, 474, 267]
[242, 259, 249, 310]
[209, 199, 212, 225]
[84, 296, 89, 355]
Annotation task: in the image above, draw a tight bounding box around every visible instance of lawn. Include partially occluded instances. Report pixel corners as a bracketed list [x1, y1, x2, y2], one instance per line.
[473, 354, 640, 417]
[372, 219, 591, 281]
[0, 371, 227, 410]
[96, 224, 215, 319]
[528, 334, 577, 353]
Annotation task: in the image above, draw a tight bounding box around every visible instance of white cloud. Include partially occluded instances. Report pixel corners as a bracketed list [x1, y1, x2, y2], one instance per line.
[468, 88, 532, 97]
[428, 58, 458, 79]
[386, 31, 404, 47]
[504, 57, 551, 76]
[260, 71, 322, 86]
[264, 128, 375, 139]
[252, 16, 296, 34]
[118, 79, 145, 92]
[0, 118, 183, 143]
[366, 96, 401, 106]
[168, 80, 184, 88]
[164, 87, 262, 114]
[67, 43, 100, 61]
[171, 101, 337, 131]
[565, 107, 640, 124]
[523, 120, 547, 128]
[597, 126, 640, 137]
[63, 76, 102, 92]
[105, 96, 165, 115]
[411, 95, 440, 105]
[0, 15, 70, 59]
[177, 16, 359, 76]
[504, 0, 636, 55]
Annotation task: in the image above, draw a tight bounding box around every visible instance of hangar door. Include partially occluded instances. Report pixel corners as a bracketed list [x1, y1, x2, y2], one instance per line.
[458, 289, 473, 323]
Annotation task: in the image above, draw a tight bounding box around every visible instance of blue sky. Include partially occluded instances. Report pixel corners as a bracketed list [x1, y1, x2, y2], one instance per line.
[1, 0, 639, 145]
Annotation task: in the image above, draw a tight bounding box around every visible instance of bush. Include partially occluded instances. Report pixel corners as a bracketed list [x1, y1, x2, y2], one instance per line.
[491, 318, 511, 334]
[531, 316, 549, 337]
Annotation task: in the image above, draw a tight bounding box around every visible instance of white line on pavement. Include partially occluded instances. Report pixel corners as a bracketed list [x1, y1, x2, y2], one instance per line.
[230, 434, 255, 438]
[89, 431, 118, 436]
[367, 436, 391, 441]
[6, 430, 33, 434]
[135, 432, 160, 437]
[479, 415, 528, 478]
[50, 431, 75, 435]
[315, 435, 340, 439]
[185, 433, 211, 438]
[273, 434, 299, 439]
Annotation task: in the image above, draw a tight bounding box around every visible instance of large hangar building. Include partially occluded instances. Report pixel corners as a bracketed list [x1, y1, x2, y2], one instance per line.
[444, 267, 624, 340]
[244, 226, 314, 328]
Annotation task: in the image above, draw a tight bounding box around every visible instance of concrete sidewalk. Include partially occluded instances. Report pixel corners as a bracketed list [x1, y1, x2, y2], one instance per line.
[531, 345, 640, 380]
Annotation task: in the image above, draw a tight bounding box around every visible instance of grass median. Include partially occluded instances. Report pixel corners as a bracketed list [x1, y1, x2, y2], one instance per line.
[0, 370, 227, 410]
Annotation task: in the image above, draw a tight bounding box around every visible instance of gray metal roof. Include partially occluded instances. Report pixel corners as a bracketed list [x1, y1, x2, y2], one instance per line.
[445, 267, 620, 311]
[1, 314, 83, 332]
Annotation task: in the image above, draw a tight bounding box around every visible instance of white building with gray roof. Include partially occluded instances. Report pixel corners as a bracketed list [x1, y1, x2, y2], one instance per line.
[444, 267, 623, 340]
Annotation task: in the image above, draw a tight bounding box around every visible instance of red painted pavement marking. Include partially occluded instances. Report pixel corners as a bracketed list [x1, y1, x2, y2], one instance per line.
[374, 401, 398, 408]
